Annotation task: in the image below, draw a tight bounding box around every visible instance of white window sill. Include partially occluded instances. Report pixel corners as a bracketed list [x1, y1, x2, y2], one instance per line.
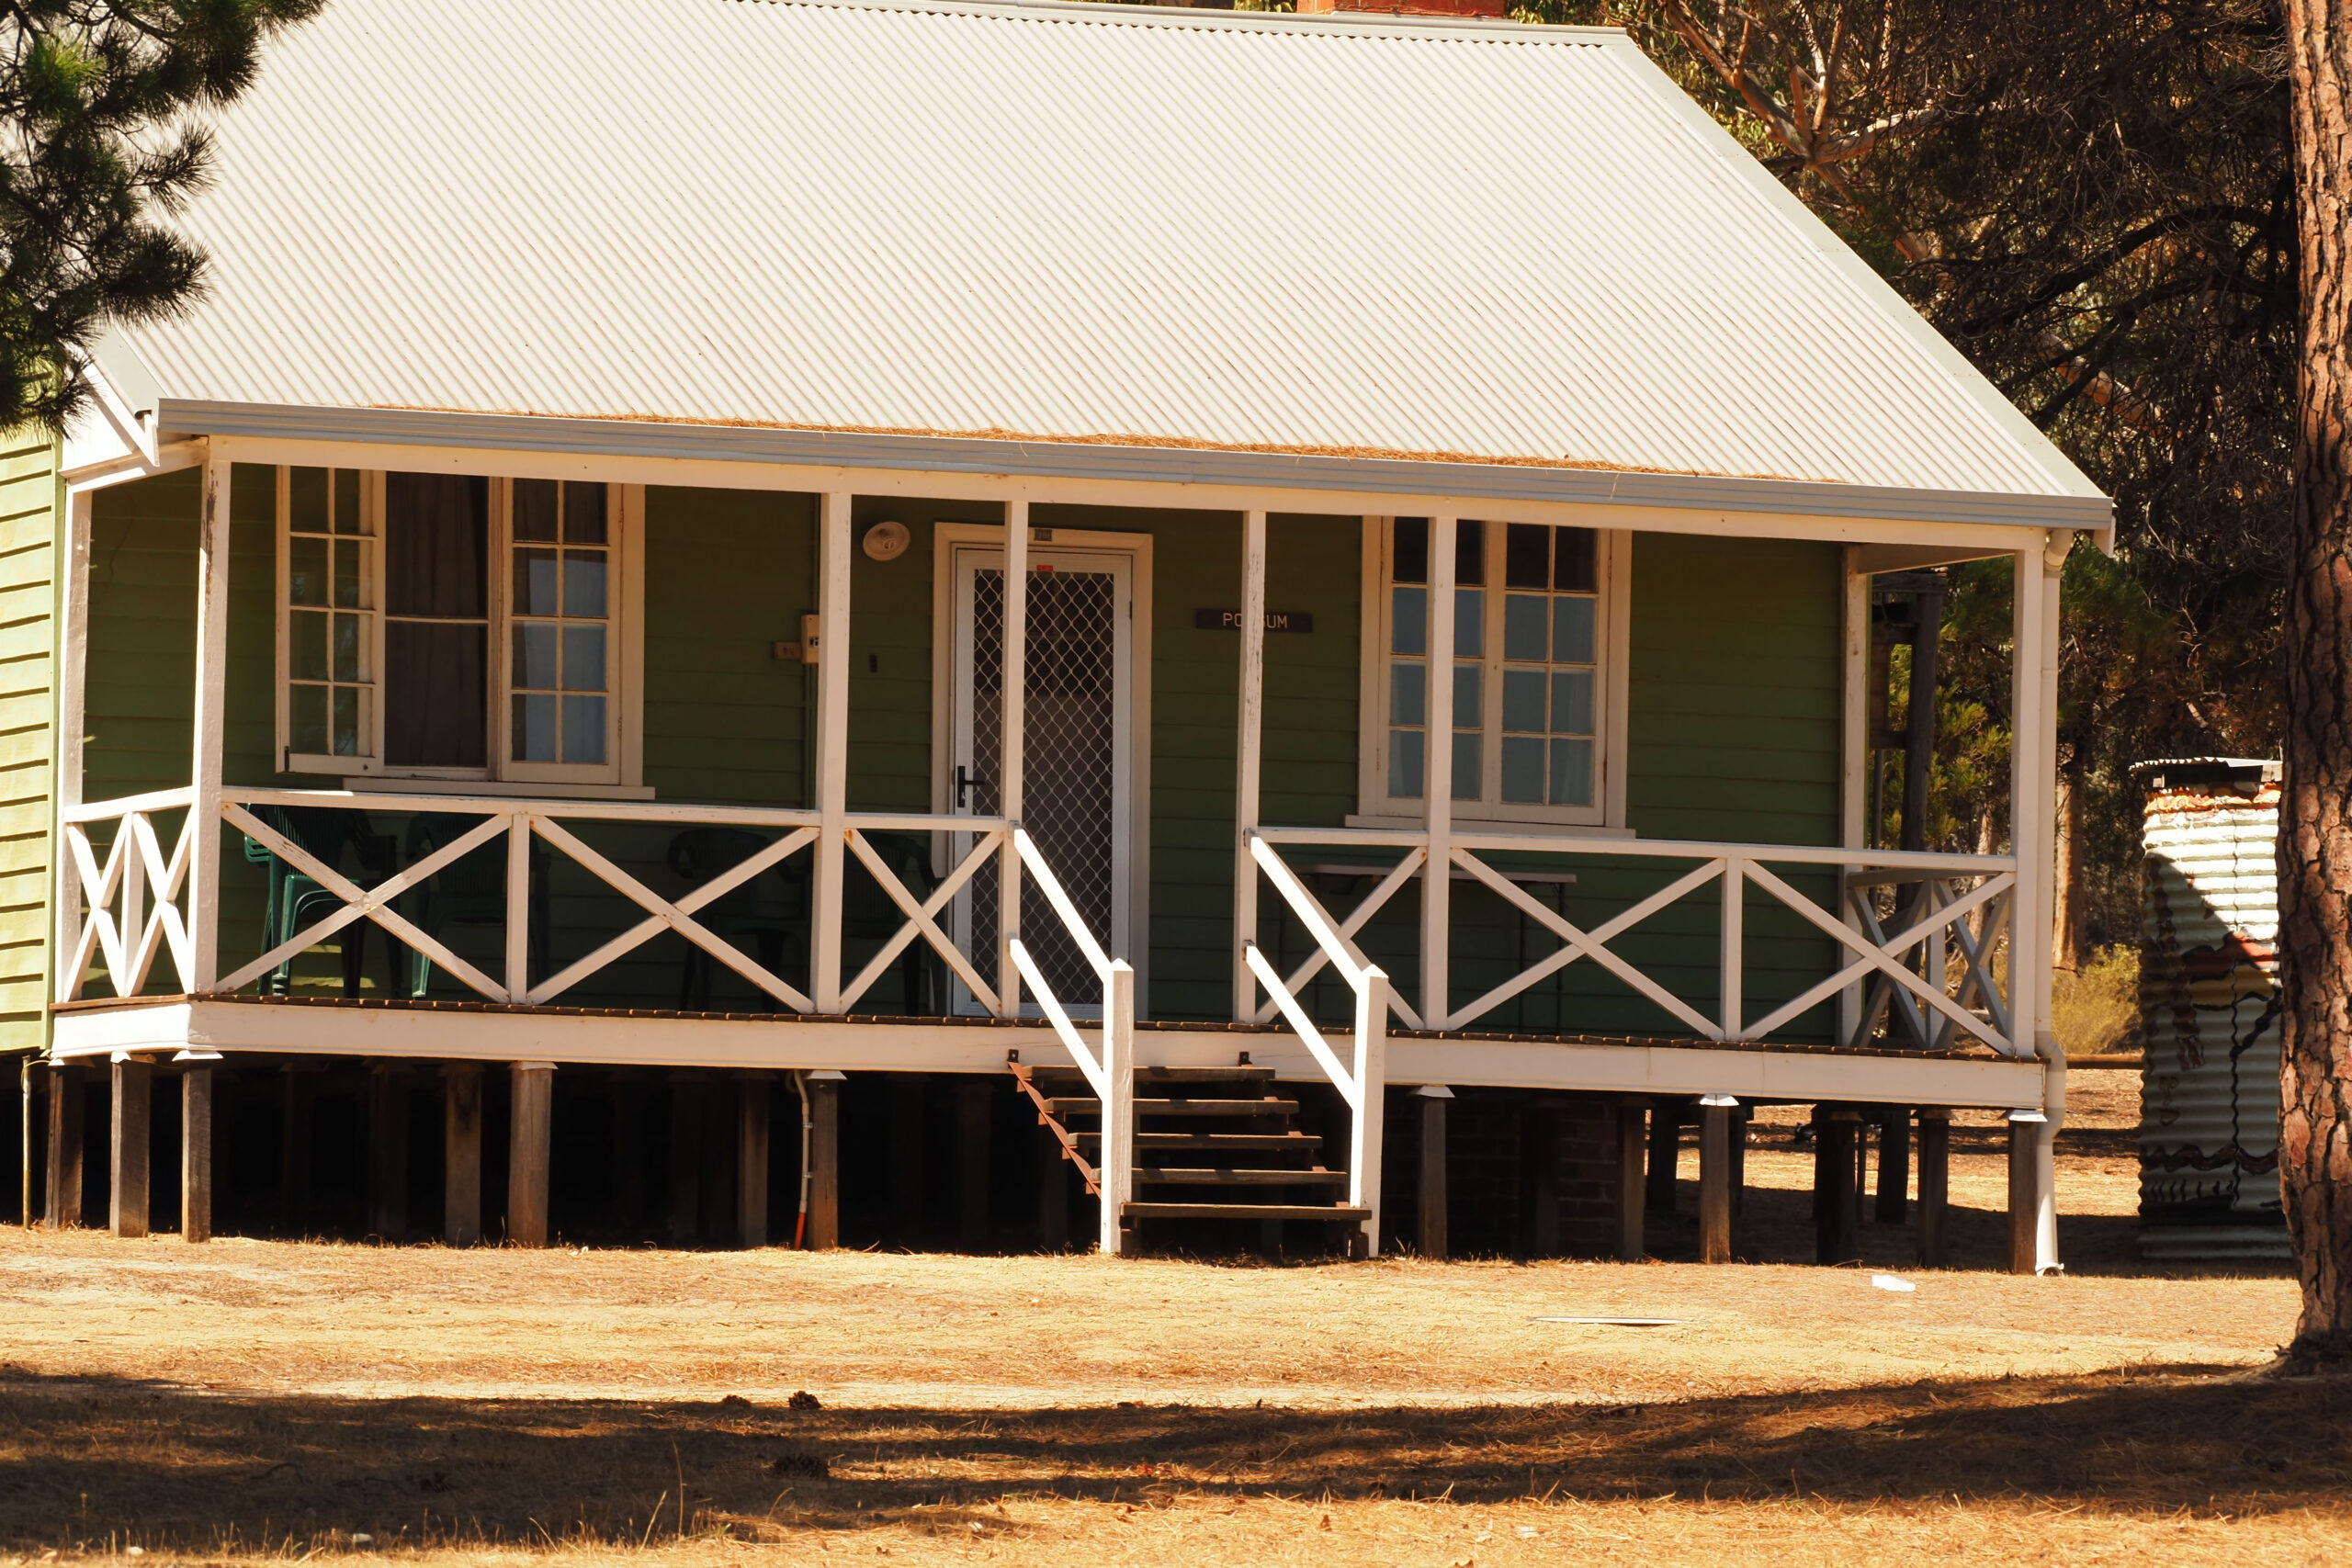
[1345, 813, 1635, 840]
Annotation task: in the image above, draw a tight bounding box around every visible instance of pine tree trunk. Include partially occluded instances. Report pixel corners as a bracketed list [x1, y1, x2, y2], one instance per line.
[2279, 0, 2352, 1365]
[2052, 762, 2084, 973]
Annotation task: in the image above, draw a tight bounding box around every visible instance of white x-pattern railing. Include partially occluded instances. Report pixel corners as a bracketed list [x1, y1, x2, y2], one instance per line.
[54, 786, 1067, 1018]
[1245, 825, 2021, 1055]
[57, 787, 198, 1001]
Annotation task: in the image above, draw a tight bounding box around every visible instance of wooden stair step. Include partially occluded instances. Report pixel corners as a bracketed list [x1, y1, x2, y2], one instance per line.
[1136, 1065, 1279, 1084]
[1136, 1097, 1300, 1117]
[1135, 1168, 1349, 1186]
[1072, 1131, 1322, 1151]
[1120, 1201, 1373, 1223]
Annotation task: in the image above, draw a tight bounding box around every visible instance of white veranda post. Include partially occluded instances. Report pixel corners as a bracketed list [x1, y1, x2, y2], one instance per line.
[52, 485, 92, 1001]
[2008, 530, 2071, 1274]
[1422, 516, 1456, 1027]
[1231, 509, 1267, 1022]
[996, 501, 1027, 1019]
[812, 491, 852, 1012]
[189, 457, 233, 991]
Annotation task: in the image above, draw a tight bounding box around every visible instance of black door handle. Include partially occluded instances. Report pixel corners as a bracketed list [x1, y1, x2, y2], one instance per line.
[953, 763, 988, 809]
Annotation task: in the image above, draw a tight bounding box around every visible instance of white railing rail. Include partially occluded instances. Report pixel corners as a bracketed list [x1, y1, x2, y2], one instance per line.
[1243, 830, 1388, 1256]
[57, 787, 198, 1002]
[1007, 825, 1135, 1257]
[1246, 825, 2022, 1057]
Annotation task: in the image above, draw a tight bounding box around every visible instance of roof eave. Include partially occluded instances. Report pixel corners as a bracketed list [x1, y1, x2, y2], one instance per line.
[153, 399, 2115, 537]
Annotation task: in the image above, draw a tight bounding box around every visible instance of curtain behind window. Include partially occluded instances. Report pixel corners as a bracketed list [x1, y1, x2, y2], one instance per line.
[384, 474, 489, 767]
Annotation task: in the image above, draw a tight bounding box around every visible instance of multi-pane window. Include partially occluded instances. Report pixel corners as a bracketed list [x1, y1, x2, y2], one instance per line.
[277, 468, 632, 784]
[508, 479, 611, 767]
[1373, 517, 1611, 822]
[283, 468, 374, 764]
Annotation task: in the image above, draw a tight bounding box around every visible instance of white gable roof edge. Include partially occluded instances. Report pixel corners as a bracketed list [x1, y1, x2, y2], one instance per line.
[756, 0, 1624, 42]
[157, 398, 2113, 533]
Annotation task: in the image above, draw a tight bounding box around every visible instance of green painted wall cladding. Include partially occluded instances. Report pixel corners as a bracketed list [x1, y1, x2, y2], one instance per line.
[0, 433, 57, 1045]
[77, 471, 1842, 1038]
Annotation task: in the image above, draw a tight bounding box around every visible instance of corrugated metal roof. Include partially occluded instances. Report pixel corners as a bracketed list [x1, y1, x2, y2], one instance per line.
[106, 0, 2105, 512]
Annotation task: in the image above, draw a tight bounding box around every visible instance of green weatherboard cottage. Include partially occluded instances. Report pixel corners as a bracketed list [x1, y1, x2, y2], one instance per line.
[27, 0, 2106, 1269]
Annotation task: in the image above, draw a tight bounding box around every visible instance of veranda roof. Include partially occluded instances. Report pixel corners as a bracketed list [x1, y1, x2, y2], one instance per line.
[96, 0, 2109, 530]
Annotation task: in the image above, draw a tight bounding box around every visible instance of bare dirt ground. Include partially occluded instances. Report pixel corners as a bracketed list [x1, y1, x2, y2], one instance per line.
[1, 1071, 2340, 1565]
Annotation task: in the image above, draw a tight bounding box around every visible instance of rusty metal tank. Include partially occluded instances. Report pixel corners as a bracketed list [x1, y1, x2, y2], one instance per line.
[2132, 758, 2287, 1259]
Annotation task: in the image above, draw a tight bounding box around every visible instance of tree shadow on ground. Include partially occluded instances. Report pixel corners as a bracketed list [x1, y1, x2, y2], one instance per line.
[2, 1363, 2343, 1552]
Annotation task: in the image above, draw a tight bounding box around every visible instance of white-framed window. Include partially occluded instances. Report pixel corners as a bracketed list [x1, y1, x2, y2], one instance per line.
[275, 467, 643, 788]
[1359, 516, 1629, 829]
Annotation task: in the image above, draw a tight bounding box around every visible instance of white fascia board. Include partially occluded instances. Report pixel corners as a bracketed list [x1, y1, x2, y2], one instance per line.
[808, 0, 1624, 42]
[1604, 37, 2111, 525]
[173, 401, 2113, 541]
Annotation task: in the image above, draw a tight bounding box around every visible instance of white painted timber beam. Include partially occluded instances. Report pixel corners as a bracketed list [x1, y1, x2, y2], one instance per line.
[50, 1001, 2050, 1109]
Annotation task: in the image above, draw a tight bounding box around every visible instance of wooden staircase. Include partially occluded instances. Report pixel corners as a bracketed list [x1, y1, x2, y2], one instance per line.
[1010, 1055, 1372, 1252]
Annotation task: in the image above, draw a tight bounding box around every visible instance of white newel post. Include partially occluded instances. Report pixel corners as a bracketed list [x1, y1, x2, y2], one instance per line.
[996, 501, 1027, 1018]
[1421, 516, 1456, 1031]
[811, 491, 853, 1012]
[1099, 958, 1136, 1256]
[1351, 964, 1390, 1257]
[504, 808, 532, 1001]
[1231, 509, 1267, 1022]
[2032, 530, 2072, 1271]
[187, 457, 233, 993]
[52, 486, 92, 1004]
[1719, 857, 1744, 1042]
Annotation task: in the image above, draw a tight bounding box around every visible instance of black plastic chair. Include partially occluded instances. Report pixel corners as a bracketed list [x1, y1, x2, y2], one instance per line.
[669, 827, 807, 1010]
[239, 806, 403, 996]
[402, 812, 548, 998]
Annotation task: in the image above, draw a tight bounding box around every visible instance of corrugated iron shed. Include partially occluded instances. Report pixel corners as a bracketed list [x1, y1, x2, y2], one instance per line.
[100, 0, 2107, 525]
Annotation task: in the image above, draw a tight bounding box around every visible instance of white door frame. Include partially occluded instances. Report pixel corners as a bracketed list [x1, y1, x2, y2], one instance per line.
[932, 522, 1154, 1013]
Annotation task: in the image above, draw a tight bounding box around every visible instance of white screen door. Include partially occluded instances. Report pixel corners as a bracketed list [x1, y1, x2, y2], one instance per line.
[948, 542, 1136, 1015]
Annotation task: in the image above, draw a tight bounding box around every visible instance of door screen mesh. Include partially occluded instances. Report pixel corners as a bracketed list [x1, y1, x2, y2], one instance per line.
[968, 566, 1119, 1002]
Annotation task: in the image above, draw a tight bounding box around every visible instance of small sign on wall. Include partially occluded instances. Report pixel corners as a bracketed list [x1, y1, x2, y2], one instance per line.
[1194, 608, 1316, 634]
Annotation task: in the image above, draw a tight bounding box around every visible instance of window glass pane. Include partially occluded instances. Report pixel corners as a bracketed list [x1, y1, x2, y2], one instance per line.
[1500, 736, 1545, 803]
[513, 479, 560, 542]
[1454, 519, 1485, 586]
[513, 693, 559, 763]
[1390, 585, 1426, 656]
[563, 483, 608, 544]
[1452, 731, 1480, 800]
[563, 550, 608, 618]
[1503, 593, 1546, 661]
[1390, 728, 1424, 798]
[290, 684, 328, 755]
[1501, 669, 1545, 732]
[331, 686, 361, 756]
[1552, 670, 1595, 735]
[332, 612, 363, 682]
[561, 695, 606, 764]
[514, 547, 560, 615]
[1392, 518, 1428, 585]
[289, 468, 329, 532]
[288, 536, 328, 607]
[334, 468, 362, 535]
[333, 538, 364, 609]
[385, 474, 489, 617]
[1390, 660, 1425, 727]
[514, 623, 559, 689]
[1553, 596, 1596, 664]
[290, 609, 328, 681]
[1504, 524, 1549, 589]
[1453, 662, 1481, 728]
[562, 625, 607, 691]
[386, 622, 486, 767]
[1453, 587, 1483, 657]
[1555, 527, 1598, 592]
[1549, 737, 1595, 807]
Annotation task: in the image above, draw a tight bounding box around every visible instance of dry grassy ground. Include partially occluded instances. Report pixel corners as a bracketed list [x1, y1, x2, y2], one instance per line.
[0, 1072, 2339, 1565]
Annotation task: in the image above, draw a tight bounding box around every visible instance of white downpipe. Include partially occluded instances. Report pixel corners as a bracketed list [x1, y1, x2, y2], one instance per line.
[790, 1069, 812, 1248]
